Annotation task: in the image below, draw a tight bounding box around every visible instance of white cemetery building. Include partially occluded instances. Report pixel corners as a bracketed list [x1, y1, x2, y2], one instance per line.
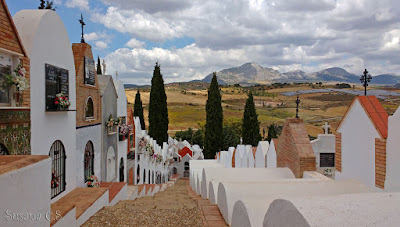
[255, 141, 269, 168]
[114, 79, 128, 182]
[98, 75, 119, 182]
[72, 42, 102, 188]
[335, 96, 388, 190]
[385, 104, 400, 191]
[14, 9, 78, 201]
[266, 139, 278, 168]
[310, 122, 336, 178]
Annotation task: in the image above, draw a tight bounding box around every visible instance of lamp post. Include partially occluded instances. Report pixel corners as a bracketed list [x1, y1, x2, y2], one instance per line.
[295, 94, 300, 118]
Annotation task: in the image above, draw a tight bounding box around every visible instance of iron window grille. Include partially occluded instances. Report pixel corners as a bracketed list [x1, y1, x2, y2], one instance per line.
[84, 141, 94, 182]
[50, 140, 66, 199]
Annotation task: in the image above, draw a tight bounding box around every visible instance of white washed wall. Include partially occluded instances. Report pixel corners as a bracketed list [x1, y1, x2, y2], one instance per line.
[385, 107, 400, 191]
[76, 125, 102, 187]
[0, 158, 51, 227]
[14, 10, 77, 201]
[336, 100, 381, 189]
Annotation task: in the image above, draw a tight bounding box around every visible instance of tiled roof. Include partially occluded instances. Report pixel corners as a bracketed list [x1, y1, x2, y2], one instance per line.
[338, 96, 388, 138]
[178, 146, 193, 158]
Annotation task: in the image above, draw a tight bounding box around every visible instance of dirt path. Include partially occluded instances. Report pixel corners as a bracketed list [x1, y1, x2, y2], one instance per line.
[83, 179, 203, 227]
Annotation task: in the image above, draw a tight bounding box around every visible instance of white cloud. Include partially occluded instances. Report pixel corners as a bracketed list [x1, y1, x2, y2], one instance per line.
[65, 0, 89, 10]
[91, 0, 400, 83]
[84, 32, 99, 41]
[95, 41, 108, 49]
[125, 38, 145, 48]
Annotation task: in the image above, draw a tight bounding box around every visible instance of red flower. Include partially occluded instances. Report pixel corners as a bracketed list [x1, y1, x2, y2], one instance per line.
[55, 101, 59, 104]
[55, 97, 59, 100]
[60, 97, 64, 100]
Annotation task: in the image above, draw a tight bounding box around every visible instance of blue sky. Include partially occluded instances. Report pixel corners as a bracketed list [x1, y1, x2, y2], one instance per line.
[5, 0, 400, 85]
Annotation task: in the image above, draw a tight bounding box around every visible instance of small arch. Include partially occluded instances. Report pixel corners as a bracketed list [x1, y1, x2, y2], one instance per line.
[85, 96, 94, 119]
[137, 164, 140, 184]
[49, 140, 66, 199]
[0, 143, 9, 155]
[119, 158, 124, 182]
[84, 141, 94, 182]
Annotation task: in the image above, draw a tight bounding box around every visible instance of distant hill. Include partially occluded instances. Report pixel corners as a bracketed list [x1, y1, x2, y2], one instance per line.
[197, 63, 400, 85]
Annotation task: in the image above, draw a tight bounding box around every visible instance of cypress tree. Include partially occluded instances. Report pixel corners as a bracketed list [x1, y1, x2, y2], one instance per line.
[148, 62, 169, 145]
[242, 91, 261, 146]
[97, 56, 102, 75]
[133, 90, 145, 130]
[204, 72, 223, 159]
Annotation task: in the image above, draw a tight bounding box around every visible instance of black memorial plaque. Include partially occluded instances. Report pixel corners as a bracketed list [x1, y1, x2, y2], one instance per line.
[320, 153, 335, 167]
[45, 64, 69, 111]
[84, 56, 95, 86]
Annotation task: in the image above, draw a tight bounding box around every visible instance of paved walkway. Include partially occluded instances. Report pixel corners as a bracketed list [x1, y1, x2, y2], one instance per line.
[83, 179, 203, 226]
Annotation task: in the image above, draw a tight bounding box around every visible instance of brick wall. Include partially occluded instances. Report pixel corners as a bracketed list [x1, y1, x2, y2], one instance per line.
[375, 138, 387, 189]
[335, 133, 342, 172]
[0, 1, 24, 55]
[276, 118, 316, 178]
[72, 43, 101, 127]
[20, 56, 30, 107]
[232, 149, 236, 168]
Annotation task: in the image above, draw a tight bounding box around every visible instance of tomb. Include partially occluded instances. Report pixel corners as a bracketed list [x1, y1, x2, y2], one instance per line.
[14, 9, 77, 200]
[263, 193, 400, 226]
[276, 118, 316, 178]
[335, 96, 388, 190]
[255, 141, 269, 168]
[72, 42, 102, 187]
[310, 122, 335, 178]
[98, 75, 118, 182]
[235, 145, 245, 168]
[266, 139, 278, 168]
[230, 180, 370, 227]
[114, 78, 128, 182]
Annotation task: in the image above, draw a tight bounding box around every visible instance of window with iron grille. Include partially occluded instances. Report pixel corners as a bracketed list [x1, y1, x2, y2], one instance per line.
[49, 140, 66, 199]
[0, 143, 9, 155]
[84, 141, 94, 182]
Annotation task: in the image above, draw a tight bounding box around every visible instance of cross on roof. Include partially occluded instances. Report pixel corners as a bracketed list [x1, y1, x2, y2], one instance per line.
[79, 13, 85, 43]
[295, 94, 301, 118]
[323, 122, 331, 134]
[360, 69, 372, 96]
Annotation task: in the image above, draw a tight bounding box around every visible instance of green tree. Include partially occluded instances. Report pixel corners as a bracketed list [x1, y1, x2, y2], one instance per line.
[148, 62, 169, 145]
[192, 129, 204, 148]
[204, 72, 223, 158]
[266, 123, 282, 142]
[222, 125, 240, 151]
[38, 0, 55, 10]
[133, 90, 145, 130]
[242, 92, 261, 146]
[97, 56, 102, 75]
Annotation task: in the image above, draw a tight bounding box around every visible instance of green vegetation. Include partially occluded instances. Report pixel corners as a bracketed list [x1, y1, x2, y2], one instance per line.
[148, 62, 169, 145]
[266, 123, 282, 142]
[133, 90, 145, 130]
[97, 56, 102, 75]
[242, 92, 261, 146]
[204, 73, 223, 159]
[335, 83, 351, 89]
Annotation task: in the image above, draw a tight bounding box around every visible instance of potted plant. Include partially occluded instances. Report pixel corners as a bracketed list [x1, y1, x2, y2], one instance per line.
[54, 92, 70, 110]
[118, 124, 133, 141]
[106, 114, 118, 135]
[4, 63, 29, 107]
[51, 170, 59, 189]
[138, 137, 147, 154]
[86, 175, 100, 188]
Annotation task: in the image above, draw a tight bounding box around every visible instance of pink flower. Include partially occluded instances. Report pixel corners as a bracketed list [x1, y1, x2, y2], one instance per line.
[55, 101, 59, 104]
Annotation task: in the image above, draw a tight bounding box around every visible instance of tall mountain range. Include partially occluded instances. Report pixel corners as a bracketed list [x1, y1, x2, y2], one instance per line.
[198, 63, 400, 85]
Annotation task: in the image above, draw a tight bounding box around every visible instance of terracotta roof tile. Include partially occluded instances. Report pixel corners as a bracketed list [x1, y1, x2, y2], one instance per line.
[337, 96, 388, 139]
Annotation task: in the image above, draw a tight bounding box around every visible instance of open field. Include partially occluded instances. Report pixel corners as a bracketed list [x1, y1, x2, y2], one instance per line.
[126, 84, 400, 137]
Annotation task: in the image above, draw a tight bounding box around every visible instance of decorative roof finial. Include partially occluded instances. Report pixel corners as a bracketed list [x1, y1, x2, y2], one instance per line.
[360, 69, 372, 96]
[79, 13, 86, 43]
[295, 94, 301, 118]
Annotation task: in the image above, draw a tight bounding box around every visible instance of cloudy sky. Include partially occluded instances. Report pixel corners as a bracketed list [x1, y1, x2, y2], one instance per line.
[6, 0, 400, 84]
